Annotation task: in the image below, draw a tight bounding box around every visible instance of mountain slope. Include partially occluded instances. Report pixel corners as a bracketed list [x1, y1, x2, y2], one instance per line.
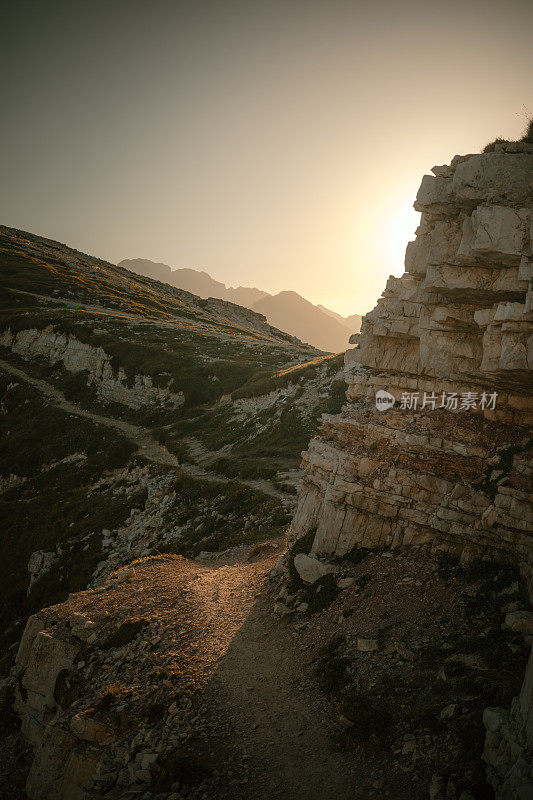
[0, 224, 347, 676]
[118, 257, 267, 310]
[253, 290, 353, 352]
[317, 303, 362, 334]
[119, 258, 229, 299]
[119, 258, 360, 352]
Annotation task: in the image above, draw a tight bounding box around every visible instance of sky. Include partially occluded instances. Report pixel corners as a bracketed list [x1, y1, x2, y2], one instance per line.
[1, 0, 532, 315]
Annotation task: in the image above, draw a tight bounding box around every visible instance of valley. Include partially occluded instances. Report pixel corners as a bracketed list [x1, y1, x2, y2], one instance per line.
[0, 225, 346, 677]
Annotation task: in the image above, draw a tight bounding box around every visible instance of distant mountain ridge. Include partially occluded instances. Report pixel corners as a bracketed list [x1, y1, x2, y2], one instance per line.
[119, 258, 361, 352]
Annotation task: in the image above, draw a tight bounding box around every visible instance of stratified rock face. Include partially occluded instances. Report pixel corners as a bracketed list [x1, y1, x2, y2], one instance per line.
[0, 326, 185, 410]
[290, 142, 533, 583]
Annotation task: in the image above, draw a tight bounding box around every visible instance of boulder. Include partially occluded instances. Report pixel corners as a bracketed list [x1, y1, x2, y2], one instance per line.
[293, 553, 336, 584]
[70, 714, 116, 745]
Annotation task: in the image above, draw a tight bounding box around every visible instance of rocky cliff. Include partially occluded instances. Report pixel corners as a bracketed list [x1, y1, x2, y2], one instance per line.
[291, 141, 532, 577]
[0, 327, 186, 410]
[289, 140, 533, 798]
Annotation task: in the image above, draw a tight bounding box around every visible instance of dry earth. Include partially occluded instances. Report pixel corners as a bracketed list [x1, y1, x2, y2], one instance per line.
[4, 540, 528, 800]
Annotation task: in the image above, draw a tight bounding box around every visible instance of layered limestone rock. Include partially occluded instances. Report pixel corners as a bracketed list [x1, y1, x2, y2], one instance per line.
[290, 142, 533, 580]
[289, 140, 533, 800]
[0, 326, 184, 410]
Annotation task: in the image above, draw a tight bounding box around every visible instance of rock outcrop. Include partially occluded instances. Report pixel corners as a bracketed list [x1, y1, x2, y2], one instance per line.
[0, 326, 185, 410]
[290, 142, 533, 581]
[289, 140, 533, 800]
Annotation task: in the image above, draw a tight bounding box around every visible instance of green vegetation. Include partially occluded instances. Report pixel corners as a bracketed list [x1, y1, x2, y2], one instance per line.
[0, 225, 347, 675]
[482, 137, 511, 153]
[162, 471, 291, 555]
[0, 373, 141, 673]
[231, 353, 343, 399]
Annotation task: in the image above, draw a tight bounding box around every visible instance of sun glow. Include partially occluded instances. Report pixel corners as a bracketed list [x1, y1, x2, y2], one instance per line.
[384, 201, 421, 276]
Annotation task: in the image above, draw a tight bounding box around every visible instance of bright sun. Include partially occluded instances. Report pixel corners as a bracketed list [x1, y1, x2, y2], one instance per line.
[385, 202, 421, 275]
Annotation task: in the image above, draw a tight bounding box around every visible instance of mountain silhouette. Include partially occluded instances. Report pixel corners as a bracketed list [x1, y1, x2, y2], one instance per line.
[119, 259, 360, 352]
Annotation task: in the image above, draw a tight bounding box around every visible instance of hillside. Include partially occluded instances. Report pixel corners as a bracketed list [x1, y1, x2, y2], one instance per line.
[0, 225, 347, 678]
[119, 258, 360, 352]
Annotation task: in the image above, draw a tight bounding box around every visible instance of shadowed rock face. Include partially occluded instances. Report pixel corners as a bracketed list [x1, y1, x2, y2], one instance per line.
[483, 648, 533, 800]
[288, 140, 533, 800]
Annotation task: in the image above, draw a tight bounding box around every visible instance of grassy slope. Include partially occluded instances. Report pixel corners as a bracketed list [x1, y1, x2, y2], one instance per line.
[0, 225, 347, 671]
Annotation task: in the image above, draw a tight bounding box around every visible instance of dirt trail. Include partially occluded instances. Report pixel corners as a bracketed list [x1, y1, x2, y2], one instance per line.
[0, 358, 180, 467]
[0, 358, 291, 501]
[183, 435, 291, 502]
[184, 551, 360, 800]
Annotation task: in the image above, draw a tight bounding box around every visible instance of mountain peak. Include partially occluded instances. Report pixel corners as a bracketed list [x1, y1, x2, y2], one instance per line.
[119, 259, 361, 352]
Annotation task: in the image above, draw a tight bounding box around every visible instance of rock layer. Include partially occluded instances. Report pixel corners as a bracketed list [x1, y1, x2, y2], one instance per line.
[290, 142, 533, 581]
[289, 141, 533, 800]
[483, 648, 533, 799]
[0, 327, 185, 410]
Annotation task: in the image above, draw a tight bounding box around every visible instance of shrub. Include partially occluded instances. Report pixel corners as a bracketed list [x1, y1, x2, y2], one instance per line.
[482, 137, 510, 153]
[521, 117, 533, 143]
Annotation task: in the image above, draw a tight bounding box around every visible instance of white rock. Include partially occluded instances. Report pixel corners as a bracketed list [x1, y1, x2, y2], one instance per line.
[293, 553, 336, 584]
[483, 707, 509, 732]
[115, 566, 135, 584]
[440, 703, 458, 720]
[337, 577, 355, 590]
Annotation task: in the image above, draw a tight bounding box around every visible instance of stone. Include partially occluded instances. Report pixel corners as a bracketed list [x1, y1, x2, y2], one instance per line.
[505, 610, 533, 636]
[451, 152, 533, 205]
[483, 650, 533, 798]
[286, 142, 533, 800]
[289, 144, 532, 567]
[414, 174, 453, 210]
[483, 707, 509, 732]
[337, 577, 355, 589]
[15, 614, 48, 669]
[115, 566, 135, 584]
[27, 551, 55, 594]
[357, 638, 378, 652]
[0, 326, 185, 410]
[25, 725, 77, 800]
[21, 630, 79, 709]
[440, 703, 458, 720]
[293, 553, 336, 584]
[394, 641, 415, 661]
[457, 205, 529, 266]
[70, 714, 116, 745]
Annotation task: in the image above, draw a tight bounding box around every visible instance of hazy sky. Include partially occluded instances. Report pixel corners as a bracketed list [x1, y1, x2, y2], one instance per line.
[2, 0, 532, 314]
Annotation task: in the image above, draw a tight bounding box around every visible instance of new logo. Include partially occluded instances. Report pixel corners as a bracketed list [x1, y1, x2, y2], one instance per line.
[375, 390, 395, 411]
